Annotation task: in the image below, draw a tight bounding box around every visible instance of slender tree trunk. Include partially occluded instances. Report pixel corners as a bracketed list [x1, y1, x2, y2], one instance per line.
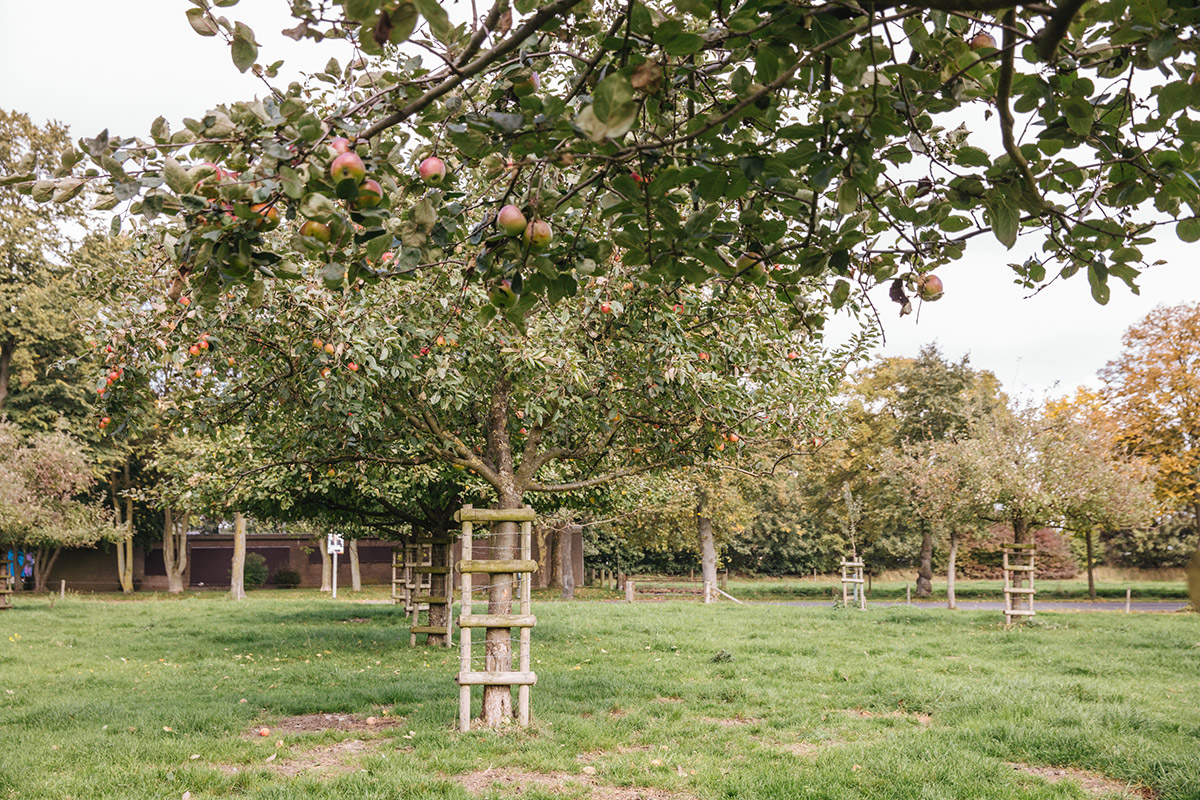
[319, 537, 332, 592]
[560, 523, 577, 601]
[349, 539, 362, 592]
[112, 467, 135, 594]
[1085, 529, 1096, 602]
[697, 490, 718, 591]
[534, 525, 551, 589]
[32, 546, 61, 593]
[1012, 516, 1030, 545]
[428, 533, 450, 646]
[230, 513, 247, 601]
[916, 531, 933, 597]
[0, 340, 13, 411]
[947, 531, 959, 610]
[546, 524, 562, 590]
[162, 508, 189, 594]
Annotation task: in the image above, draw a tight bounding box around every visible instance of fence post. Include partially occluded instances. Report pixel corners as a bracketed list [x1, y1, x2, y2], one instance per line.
[906, 584, 911, 604]
[60, 579, 66, 600]
[703, 580, 713, 604]
[1125, 588, 1131, 614]
[625, 580, 634, 603]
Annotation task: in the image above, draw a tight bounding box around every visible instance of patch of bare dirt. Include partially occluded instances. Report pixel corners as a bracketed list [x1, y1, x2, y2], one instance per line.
[456, 768, 695, 799]
[268, 738, 377, 777]
[781, 742, 823, 757]
[840, 708, 932, 724]
[1006, 763, 1156, 799]
[252, 712, 403, 736]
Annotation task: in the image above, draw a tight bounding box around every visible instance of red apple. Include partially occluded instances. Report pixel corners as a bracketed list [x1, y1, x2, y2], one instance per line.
[497, 204, 527, 236]
[199, 340, 209, 350]
[189, 345, 200, 356]
[347, 362, 359, 372]
[918, 274, 944, 301]
[969, 32, 997, 51]
[488, 278, 518, 308]
[787, 351, 800, 360]
[419, 156, 446, 184]
[698, 352, 709, 361]
[600, 302, 612, 314]
[524, 219, 552, 250]
[250, 202, 280, 230]
[329, 137, 353, 155]
[356, 179, 384, 208]
[324, 343, 335, 355]
[331, 152, 366, 184]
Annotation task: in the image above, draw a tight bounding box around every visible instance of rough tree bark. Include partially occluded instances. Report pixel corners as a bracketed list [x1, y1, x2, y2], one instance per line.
[560, 523, 577, 601]
[1012, 516, 1031, 545]
[162, 507, 189, 594]
[946, 531, 959, 610]
[319, 536, 332, 592]
[546, 525, 561, 590]
[230, 512, 247, 601]
[916, 530, 933, 597]
[349, 539, 362, 592]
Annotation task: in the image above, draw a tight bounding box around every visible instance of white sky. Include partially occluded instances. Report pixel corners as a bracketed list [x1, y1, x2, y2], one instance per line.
[2, 0, 1196, 399]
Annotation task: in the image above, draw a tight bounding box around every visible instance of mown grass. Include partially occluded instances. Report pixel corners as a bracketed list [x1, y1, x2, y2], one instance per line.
[711, 577, 1191, 603]
[1, 593, 1197, 799]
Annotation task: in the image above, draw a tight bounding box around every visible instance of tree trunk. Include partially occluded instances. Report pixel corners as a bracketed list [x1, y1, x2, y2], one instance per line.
[1085, 529, 1096, 602]
[162, 508, 189, 595]
[113, 467, 135, 594]
[349, 539, 362, 592]
[700, 513, 715, 587]
[319, 537, 332, 592]
[947, 531, 959, 610]
[560, 523, 577, 601]
[1012, 516, 1030, 545]
[481, 490, 521, 726]
[546, 524, 562, 590]
[0, 340, 13, 411]
[916, 530, 933, 597]
[230, 512, 247, 601]
[32, 546, 61, 593]
[427, 534, 451, 646]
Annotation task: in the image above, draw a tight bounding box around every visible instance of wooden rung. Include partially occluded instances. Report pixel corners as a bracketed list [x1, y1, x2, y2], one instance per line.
[457, 559, 537, 574]
[411, 594, 451, 604]
[1004, 587, 1036, 594]
[411, 536, 454, 545]
[456, 670, 537, 686]
[459, 613, 537, 628]
[454, 508, 538, 523]
[1004, 543, 1037, 550]
[413, 566, 452, 574]
[1005, 566, 1036, 572]
[410, 625, 452, 635]
[840, 578, 865, 584]
[840, 561, 864, 567]
[1005, 610, 1036, 617]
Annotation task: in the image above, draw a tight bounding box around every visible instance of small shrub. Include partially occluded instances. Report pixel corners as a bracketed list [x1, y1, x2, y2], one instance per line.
[243, 553, 269, 589]
[272, 569, 301, 589]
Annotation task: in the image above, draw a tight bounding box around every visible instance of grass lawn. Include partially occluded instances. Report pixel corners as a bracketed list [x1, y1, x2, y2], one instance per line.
[1, 592, 1197, 799]
[708, 577, 1191, 603]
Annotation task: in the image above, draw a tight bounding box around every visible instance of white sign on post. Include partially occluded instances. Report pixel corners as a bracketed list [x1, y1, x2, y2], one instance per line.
[327, 534, 345, 598]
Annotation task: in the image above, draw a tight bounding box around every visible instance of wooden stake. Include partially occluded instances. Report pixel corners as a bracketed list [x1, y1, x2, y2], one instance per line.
[518, 508, 532, 727]
[458, 508, 473, 733]
[60, 579, 65, 600]
[1125, 588, 1131, 614]
[625, 579, 635, 603]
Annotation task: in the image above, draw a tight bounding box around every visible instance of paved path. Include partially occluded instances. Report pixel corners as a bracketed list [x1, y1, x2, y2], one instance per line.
[755, 599, 1191, 613]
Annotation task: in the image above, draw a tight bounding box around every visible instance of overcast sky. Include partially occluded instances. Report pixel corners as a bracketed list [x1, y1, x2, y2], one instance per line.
[3, 0, 1196, 400]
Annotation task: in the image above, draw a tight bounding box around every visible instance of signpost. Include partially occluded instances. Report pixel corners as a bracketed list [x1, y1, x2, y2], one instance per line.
[327, 533, 345, 598]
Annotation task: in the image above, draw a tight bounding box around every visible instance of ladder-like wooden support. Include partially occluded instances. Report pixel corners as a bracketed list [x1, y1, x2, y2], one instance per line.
[1003, 543, 1037, 625]
[455, 504, 538, 731]
[410, 534, 454, 646]
[0, 557, 13, 610]
[840, 558, 865, 610]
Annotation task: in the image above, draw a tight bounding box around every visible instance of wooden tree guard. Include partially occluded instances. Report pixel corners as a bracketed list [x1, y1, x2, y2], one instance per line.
[410, 533, 454, 646]
[1003, 543, 1037, 624]
[840, 559, 866, 610]
[455, 504, 538, 731]
[0, 558, 13, 610]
